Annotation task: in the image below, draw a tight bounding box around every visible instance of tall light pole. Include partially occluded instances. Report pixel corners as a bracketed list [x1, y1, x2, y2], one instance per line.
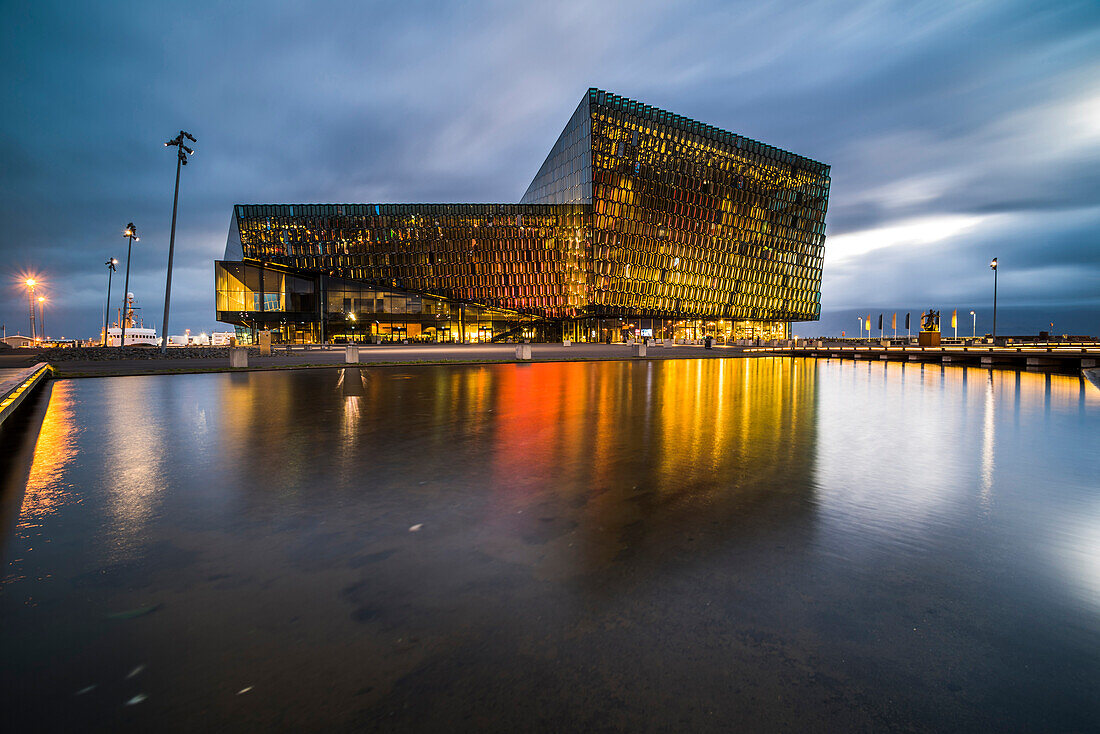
[161, 130, 195, 353]
[990, 257, 999, 340]
[121, 224, 139, 349]
[25, 278, 37, 343]
[103, 257, 118, 346]
[970, 310, 976, 339]
[857, 316, 862, 340]
[37, 296, 45, 341]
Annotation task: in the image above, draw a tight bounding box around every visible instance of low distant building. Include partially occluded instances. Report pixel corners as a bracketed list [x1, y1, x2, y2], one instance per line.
[167, 331, 213, 346]
[2, 335, 36, 348]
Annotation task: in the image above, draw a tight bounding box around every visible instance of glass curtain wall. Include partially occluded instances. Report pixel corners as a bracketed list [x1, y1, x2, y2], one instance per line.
[586, 88, 829, 324]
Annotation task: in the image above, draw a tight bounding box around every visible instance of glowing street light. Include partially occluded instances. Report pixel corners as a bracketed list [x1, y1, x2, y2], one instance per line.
[103, 257, 118, 347]
[24, 278, 37, 342]
[970, 310, 976, 339]
[121, 224, 139, 348]
[990, 257, 999, 340]
[161, 130, 196, 353]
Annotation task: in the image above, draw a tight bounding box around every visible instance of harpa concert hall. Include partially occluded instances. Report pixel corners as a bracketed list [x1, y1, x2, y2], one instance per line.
[215, 88, 830, 344]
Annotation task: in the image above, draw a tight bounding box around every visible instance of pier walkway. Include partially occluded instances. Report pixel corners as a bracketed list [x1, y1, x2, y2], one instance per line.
[749, 342, 1100, 371]
[0, 363, 50, 428]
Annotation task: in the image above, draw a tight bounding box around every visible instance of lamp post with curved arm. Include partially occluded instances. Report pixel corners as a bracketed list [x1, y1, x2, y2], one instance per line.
[103, 258, 118, 346]
[161, 130, 195, 353]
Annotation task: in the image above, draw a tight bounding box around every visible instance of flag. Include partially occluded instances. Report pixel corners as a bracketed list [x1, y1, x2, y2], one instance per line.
[905, 313, 910, 329]
[865, 316, 871, 331]
[877, 314, 882, 330]
[891, 313, 897, 329]
[951, 309, 957, 328]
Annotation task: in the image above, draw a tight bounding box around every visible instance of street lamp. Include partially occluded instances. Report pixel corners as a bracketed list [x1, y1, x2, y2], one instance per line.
[990, 257, 998, 340]
[121, 224, 139, 348]
[161, 130, 196, 353]
[970, 310, 976, 339]
[25, 278, 37, 342]
[103, 258, 118, 346]
[857, 316, 862, 341]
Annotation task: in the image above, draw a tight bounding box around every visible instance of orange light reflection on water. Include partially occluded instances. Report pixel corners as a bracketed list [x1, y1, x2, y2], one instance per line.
[17, 381, 78, 542]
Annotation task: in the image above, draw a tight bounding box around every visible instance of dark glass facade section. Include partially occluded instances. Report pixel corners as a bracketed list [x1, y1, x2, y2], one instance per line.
[215, 260, 541, 344]
[520, 96, 593, 205]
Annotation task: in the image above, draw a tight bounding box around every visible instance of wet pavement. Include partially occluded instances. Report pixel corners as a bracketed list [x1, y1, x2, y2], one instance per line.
[1, 359, 1098, 732]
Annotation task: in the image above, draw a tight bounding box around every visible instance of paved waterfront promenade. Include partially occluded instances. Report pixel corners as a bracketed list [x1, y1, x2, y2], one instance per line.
[40, 342, 738, 377]
[7, 339, 1100, 378]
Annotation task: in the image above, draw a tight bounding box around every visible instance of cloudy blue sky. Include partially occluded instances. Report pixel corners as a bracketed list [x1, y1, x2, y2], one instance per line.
[2, 0, 1098, 339]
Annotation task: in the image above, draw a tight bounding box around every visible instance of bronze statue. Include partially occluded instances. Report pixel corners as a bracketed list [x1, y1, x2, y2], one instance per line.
[921, 310, 940, 332]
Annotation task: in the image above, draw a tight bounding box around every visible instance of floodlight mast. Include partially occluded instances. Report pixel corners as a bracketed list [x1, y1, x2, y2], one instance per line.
[120, 224, 138, 348]
[160, 130, 195, 353]
[103, 257, 118, 347]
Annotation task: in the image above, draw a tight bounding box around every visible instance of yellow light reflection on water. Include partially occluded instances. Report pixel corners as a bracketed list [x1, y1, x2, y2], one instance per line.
[20, 381, 78, 533]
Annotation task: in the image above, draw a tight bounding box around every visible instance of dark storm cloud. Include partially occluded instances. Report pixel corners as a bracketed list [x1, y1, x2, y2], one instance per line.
[1, 0, 1098, 338]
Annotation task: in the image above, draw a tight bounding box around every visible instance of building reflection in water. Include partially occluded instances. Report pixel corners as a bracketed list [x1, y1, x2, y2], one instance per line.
[206, 359, 822, 584]
[201, 359, 1097, 595]
[473, 357, 821, 582]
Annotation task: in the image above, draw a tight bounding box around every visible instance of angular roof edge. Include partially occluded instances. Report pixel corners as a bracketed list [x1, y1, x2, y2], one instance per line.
[586, 87, 829, 174]
[232, 203, 591, 217]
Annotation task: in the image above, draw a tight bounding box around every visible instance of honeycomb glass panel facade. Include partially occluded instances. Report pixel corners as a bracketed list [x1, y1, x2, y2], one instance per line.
[585, 89, 828, 323]
[217, 88, 830, 342]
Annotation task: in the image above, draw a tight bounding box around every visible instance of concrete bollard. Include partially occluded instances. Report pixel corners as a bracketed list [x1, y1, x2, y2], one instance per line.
[229, 347, 248, 368]
[632, 343, 647, 358]
[515, 344, 532, 360]
[345, 344, 359, 363]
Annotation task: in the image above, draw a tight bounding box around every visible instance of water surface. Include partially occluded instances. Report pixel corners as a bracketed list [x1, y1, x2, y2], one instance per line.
[1, 359, 1098, 732]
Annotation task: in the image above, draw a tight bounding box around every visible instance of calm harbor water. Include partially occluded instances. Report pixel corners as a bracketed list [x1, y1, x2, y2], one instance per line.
[1, 358, 1098, 732]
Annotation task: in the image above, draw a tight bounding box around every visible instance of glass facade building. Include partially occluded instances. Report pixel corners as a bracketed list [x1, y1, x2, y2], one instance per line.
[216, 88, 830, 343]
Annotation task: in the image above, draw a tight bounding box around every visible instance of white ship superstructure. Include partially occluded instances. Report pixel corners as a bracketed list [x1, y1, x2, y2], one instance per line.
[104, 292, 158, 346]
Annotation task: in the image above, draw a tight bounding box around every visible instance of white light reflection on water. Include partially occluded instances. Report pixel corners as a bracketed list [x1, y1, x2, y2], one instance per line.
[815, 362, 1100, 616]
[99, 376, 169, 563]
[980, 371, 995, 509]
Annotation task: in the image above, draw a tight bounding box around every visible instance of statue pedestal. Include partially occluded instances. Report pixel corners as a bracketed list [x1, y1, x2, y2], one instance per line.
[918, 330, 941, 346]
